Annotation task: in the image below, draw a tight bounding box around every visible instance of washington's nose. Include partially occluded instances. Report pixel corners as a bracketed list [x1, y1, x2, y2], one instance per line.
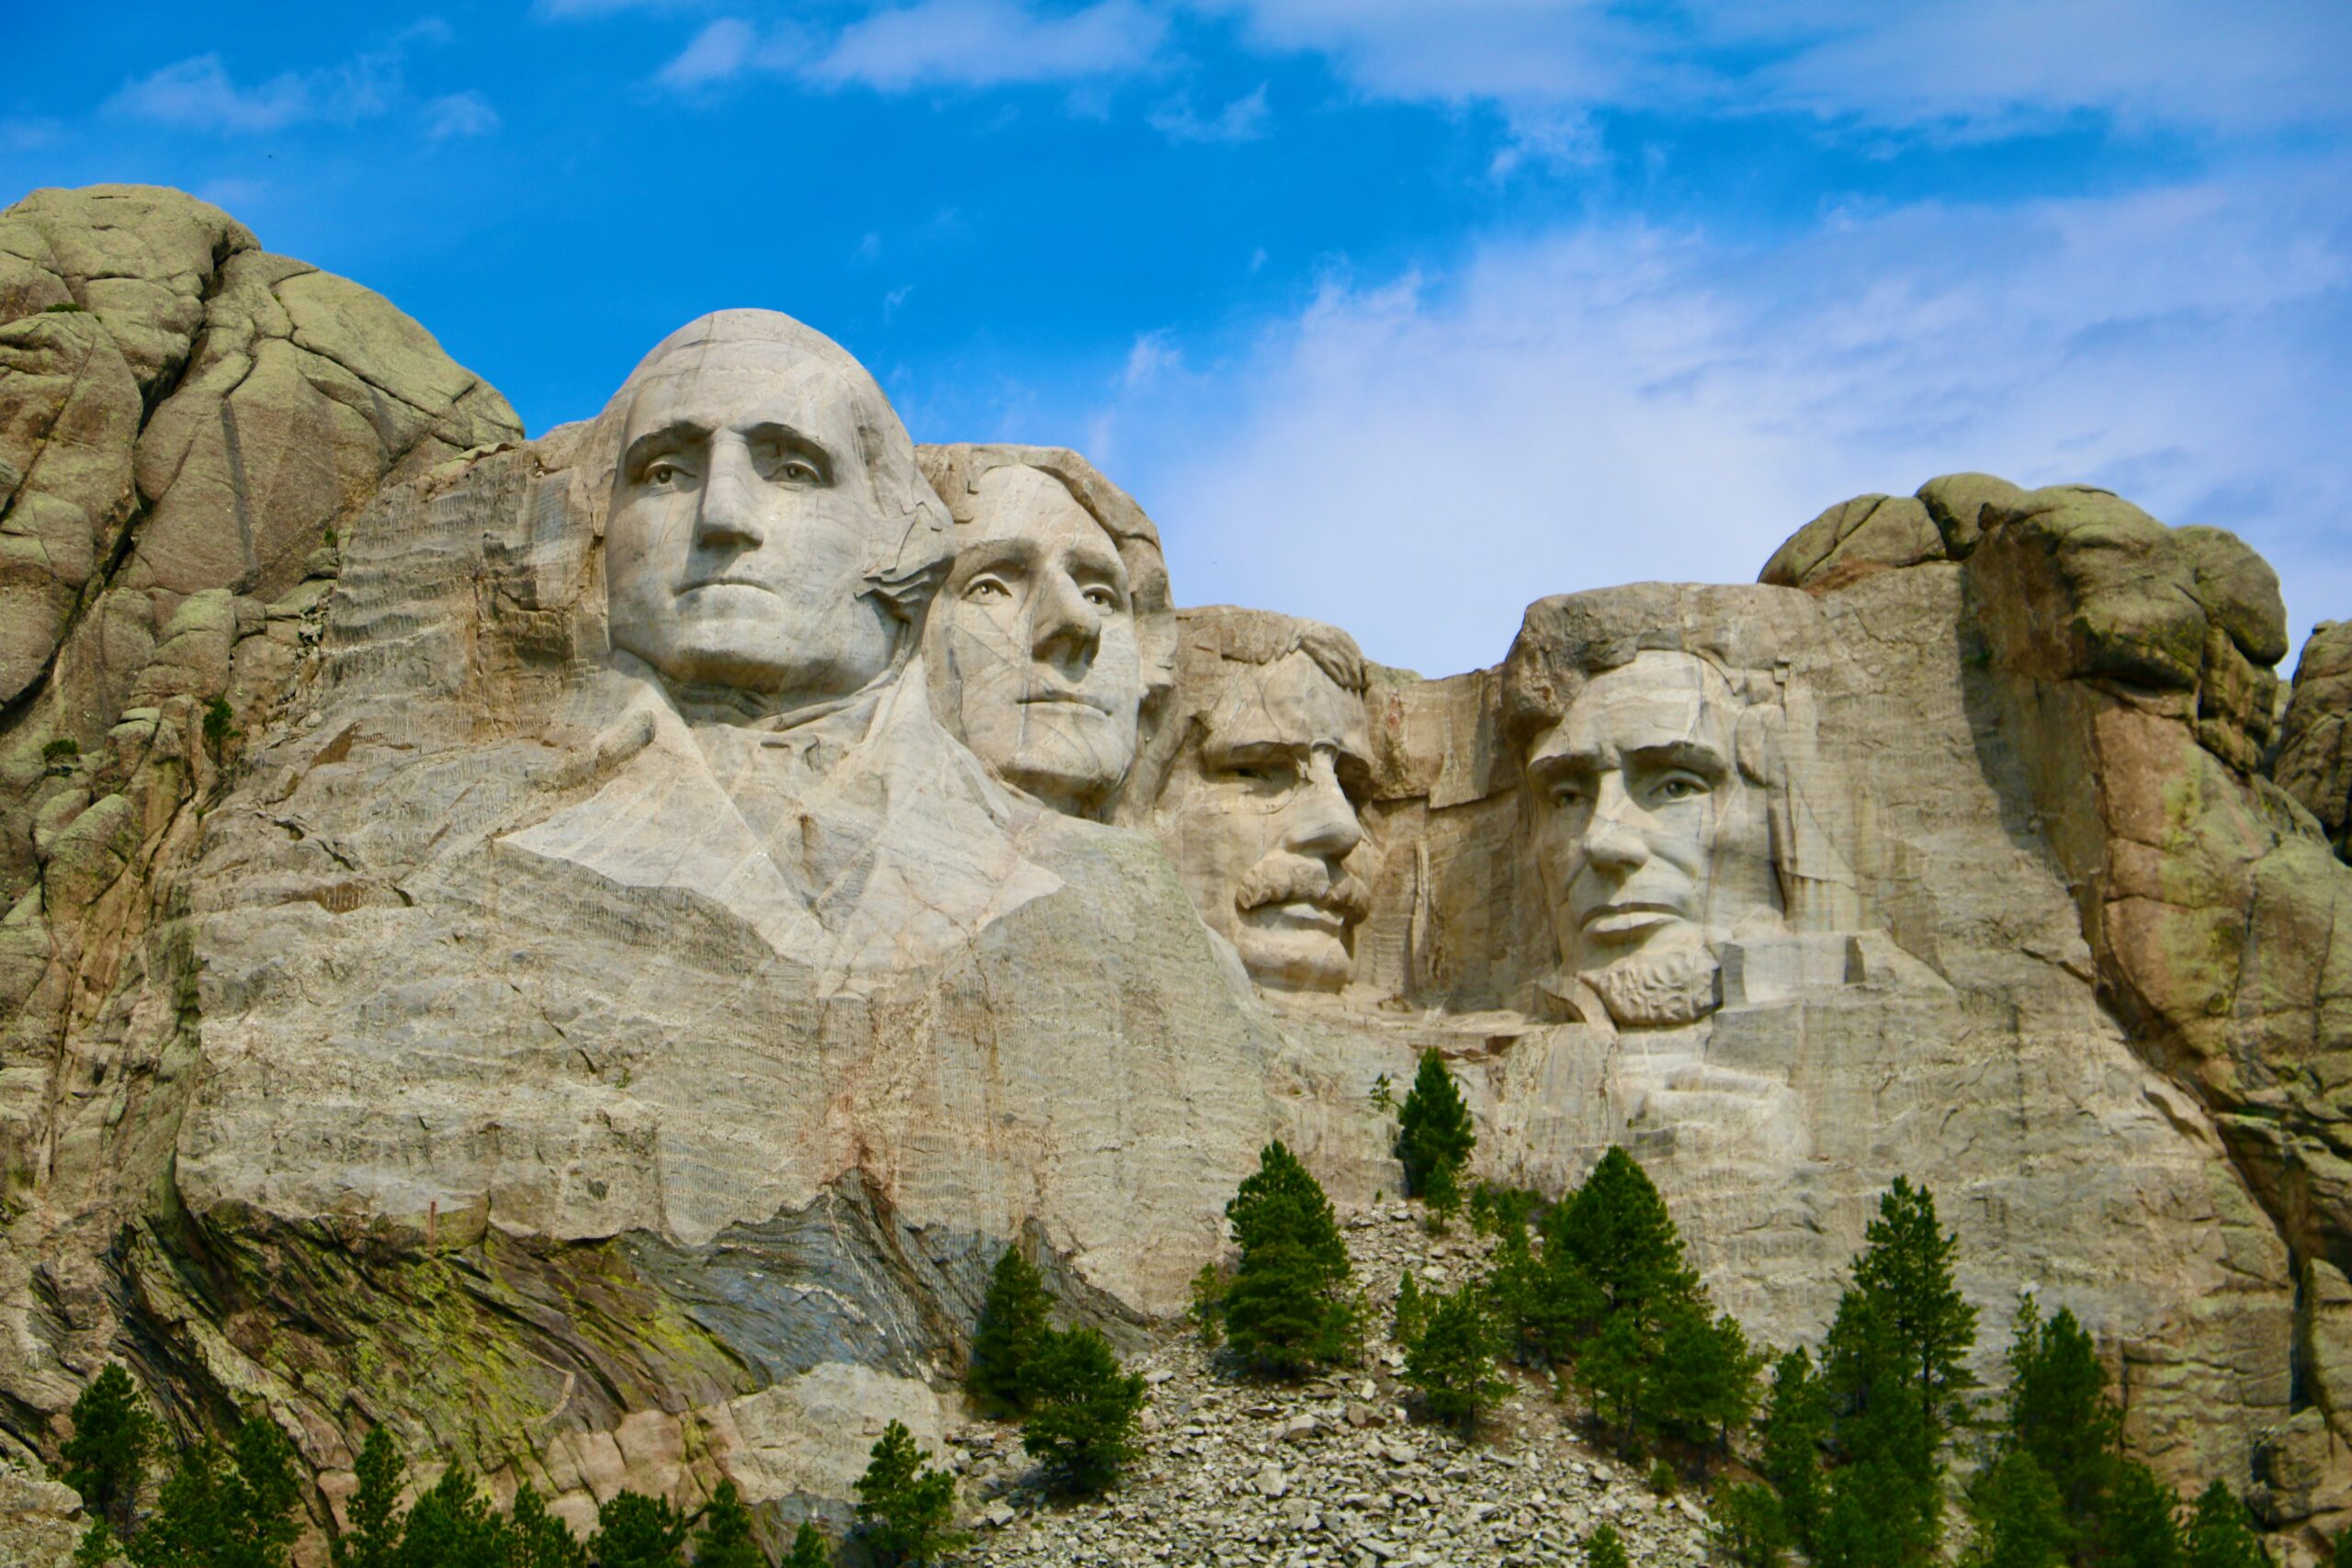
[1283, 751, 1362, 860]
[1030, 572, 1102, 671]
[694, 438, 763, 550]
[1582, 773, 1649, 872]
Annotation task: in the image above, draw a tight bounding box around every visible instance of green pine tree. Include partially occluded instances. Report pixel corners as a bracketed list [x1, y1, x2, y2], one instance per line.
[394, 1465, 508, 1567]
[1648, 1298, 1761, 1448]
[62, 1365, 155, 1542]
[1395, 1051, 1476, 1200]
[1020, 1325, 1148, 1496]
[1964, 1450, 2069, 1568]
[1545, 1148, 1695, 1317]
[2003, 1298, 2120, 1539]
[591, 1492, 689, 1568]
[967, 1247, 1054, 1416]
[1221, 1142, 1357, 1377]
[2181, 1482, 2270, 1568]
[781, 1521, 831, 1568]
[2097, 1461, 2182, 1568]
[1584, 1522, 1632, 1568]
[1712, 1482, 1788, 1568]
[689, 1481, 763, 1568]
[129, 1415, 303, 1568]
[334, 1430, 402, 1568]
[1402, 1284, 1505, 1431]
[1758, 1348, 1829, 1556]
[2334, 1523, 2352, 1568]
[851, 1421, 958, 1567]
[1393, 1269, 1428, 1348]
[507, 1483, 590, 1568]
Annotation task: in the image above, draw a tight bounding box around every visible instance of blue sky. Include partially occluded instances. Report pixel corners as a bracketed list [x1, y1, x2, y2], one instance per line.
[6, 2, 2348, 677]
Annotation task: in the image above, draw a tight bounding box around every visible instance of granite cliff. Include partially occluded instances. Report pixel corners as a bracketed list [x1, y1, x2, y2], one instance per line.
[4, 185, 2351, 1557]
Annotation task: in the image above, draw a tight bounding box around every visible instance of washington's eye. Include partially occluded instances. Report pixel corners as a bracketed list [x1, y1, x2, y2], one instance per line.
[645, 460, 683, 487]
[779, 457, 820, 483]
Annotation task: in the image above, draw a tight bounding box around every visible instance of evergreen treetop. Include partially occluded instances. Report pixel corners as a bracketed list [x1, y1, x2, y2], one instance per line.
[1544, 1147, 1695, 1314]
[1020, 1325, 1148, 1496]
[126, 1414, 302, 1568]
[689, 1481, 763, 1568]
[62, 1365, 155, 1542]
[2182, 1482, 2270, 1568]
[852, 1420, 958, 1567]
[1825, 1177, 1978, 1447]
[967, 1246, 1054, 1416]
[334, 1429, 403, 1568]
[1395, 1051, 1476, 1198]
[1401, 1283, 1505, 1431]
[782, 1521, 832, 1567]
[1221, 1142, 1357, 1377]
[1584, 1522, 1632, 1568]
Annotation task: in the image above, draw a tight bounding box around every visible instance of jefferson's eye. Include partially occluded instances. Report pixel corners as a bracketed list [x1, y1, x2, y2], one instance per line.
[966, 577, 1011, 603]
[1083, 586, 1121, 610]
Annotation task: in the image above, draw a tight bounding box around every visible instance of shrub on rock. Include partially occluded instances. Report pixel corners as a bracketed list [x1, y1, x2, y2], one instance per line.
[968, 1246, 1054, 1416]
[852, 1421, 959, 1567]
[1021, 1325, 1148, 1496]
[1221, 1141, 1357, 1377]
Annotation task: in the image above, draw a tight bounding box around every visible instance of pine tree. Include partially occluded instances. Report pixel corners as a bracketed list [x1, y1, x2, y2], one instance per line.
[508, 1483, 590, 1568]
[129, 1415, 303, 1568]
[1402, 1284, 1505, 1431]
[1395, 1051, 1476, 1201]
[1545, 1148, 1694, 1317]
[2181, 1482, 2269, 1568]
[1825, 1178, 1978, 1451]
[1584, 1522, 1632, 1568]
[333, 1430, 402, 1568]
[395, 1465, 507, 1567]
[851, 1421, 958, 1567]
[1393, 1269, 1428, 1348]
[689, 1481, 763, 1568]
[1021, 1325, 1147, 1496]
[1221, 1142, 1357, 1377]
[62, 1365, 155, 1542]
[1816, 1178, 1978, 1567]
[2004, 1299, 2119, 1538]
[1649, 1299, 1761, 1447]
[1964, 1450, 2069, 1568]
[1759, 1348, 1829, 1557]
[967, 1247, 1054, 1416]
[782, 1522, 831, 1568]
[591, 1492, 689, 1568]
[2098, 1461, 2182, 1568]
[1713, 1482, 1788, 1568]
[2335, 1524, 2352, 1568]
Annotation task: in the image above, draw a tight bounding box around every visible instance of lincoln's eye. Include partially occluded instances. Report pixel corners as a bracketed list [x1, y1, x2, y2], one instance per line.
[1551, 782, 1590, 810]
[1656, 775, 1705, 802]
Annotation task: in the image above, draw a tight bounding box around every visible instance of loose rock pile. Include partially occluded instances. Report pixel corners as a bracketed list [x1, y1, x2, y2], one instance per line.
[946, 1203, 1715, 1567]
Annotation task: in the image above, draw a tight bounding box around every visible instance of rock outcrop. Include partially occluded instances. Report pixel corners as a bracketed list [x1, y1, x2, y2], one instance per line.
[5, 183, 2352, 1562]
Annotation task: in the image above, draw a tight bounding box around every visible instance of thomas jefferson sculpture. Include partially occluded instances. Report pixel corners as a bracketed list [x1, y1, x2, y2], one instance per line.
[916, 445, 1175, 819]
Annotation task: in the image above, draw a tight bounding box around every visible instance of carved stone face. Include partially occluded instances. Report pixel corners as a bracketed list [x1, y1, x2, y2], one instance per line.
[606, 340, 903, 706]
[1159, 650, 1373, 991]
[933, 466, 1144, 814]
[1524, 649, 1776, 1022]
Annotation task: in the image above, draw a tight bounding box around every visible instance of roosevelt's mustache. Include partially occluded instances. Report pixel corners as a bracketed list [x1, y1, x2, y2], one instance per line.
[1236, 861, 1373, 923]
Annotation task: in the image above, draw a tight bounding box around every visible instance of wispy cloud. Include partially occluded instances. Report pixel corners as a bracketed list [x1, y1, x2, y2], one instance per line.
[1201, 0, 2352, 139]
[1148, 83, 1270, 144]
[107, 26, 477, 137]
[653, 0, 1166, 96]
[422, 90, 501, 140]
[1094, 158, 2352, 675]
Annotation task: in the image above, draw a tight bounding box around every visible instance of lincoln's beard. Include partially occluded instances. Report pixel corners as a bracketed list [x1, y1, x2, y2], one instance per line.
[1584, 939, 1721, 1027]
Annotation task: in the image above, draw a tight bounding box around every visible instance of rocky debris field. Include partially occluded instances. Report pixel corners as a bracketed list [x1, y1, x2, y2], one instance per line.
[943, 1202, 1716, 1568]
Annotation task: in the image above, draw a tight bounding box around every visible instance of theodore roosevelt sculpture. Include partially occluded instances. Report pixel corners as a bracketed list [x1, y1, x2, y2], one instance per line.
[503, 310, 1058, 979]
[917, 445, 1176, 818]
[1136, 608, 1376, 992]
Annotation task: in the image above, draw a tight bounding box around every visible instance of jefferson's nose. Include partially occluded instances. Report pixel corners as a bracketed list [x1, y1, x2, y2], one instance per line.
[1581, 773, 1649, 872]
[1282, 750, 1362, 860]
[694, 437, 763, 550]
[1030, 571, 1102, 671]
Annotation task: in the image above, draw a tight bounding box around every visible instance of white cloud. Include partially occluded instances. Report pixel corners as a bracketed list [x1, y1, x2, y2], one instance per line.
[1087, 158, 2352, 676]
[107, 28, 471, 136]
[654, 17, 763, 89]
[1198, 0, 2352, 138]
[807, 0, 1168, 92]
[422, 90, 501, 140]
[1148, 83, 1270, 143]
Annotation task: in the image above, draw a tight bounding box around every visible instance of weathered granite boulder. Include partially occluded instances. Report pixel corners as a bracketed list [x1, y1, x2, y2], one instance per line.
[2278, 619, 2352, 860]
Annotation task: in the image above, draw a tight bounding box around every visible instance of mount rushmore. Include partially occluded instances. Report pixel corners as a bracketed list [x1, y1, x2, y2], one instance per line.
[6, 184, 2352, 1552]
